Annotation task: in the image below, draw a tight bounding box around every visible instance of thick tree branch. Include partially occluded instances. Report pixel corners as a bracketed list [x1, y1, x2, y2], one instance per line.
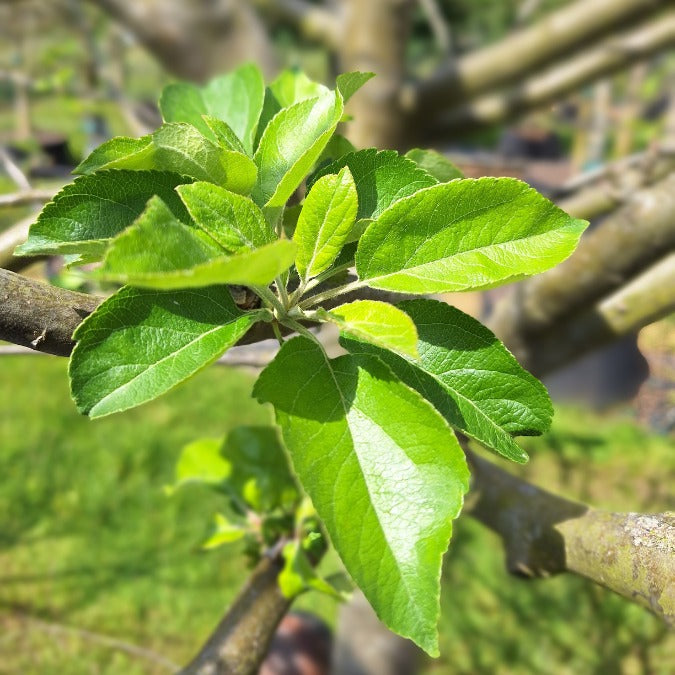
[179, 556, 291, 675]
[506, 253, 675, 377]
[490, 171, 675, 363]
[464, 449, 674, 625]
[412, 0, 665, 113]
[424, 12, 675, 135]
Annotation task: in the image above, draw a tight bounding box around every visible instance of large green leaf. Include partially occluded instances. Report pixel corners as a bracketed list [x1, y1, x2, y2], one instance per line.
[253, 91, 344, 207]
[309, 149, 437, 242]
[254, 337, 469, 655]
[294, 166, 357, 281]
[356, 178, 588, 294]
[70, 285, 259, 418]
[318, 300, 418, 359]
[99, 197, 295, 288]
[405, 148, 463, 182]
[75, 123, 257, 194]
[14, 170, 191, 259]
[343, 299, 553, 463]
[177, 182, 275, 253]
[159, 63, 265, 154]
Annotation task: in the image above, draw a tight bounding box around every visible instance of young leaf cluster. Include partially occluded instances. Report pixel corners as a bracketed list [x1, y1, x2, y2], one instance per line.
[16, 65, 588, 655]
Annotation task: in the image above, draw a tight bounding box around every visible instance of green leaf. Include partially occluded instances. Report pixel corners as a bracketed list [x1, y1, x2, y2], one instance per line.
[309, 149, 437, 237]
[356, 178, 589, 294]
[253, 91, 344, 207]
[318, 300, 418, 359]
[316, 134, 357, 167]
[70, 285, 259, 418]
[279, 541, 346, 600]
[219, 426, 298, 513]
[99, 198, 296, 288]
[336, 71, 375, 102]
[173, 437, 229, 488]
[343, 299, 553, 463]
[254, 337, 469, 655]
[294, 166, 358, 281]
[75, 124, 257, 195]
[269, 69, 330, 108]
[14, 170, 191, 259]
[177, 182, 275, 253]
[405, 148, 464, 182]
[160, 63, 265, 154]
[202, 116, 247, 154]
[202, 513, 247, 549]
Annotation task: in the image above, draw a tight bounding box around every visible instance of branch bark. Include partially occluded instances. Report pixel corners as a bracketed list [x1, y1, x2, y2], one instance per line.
[179, 557, 291, 675]
[490, 171, 675, 367]
[464, 449, 674, 625]
[412, 0, 665, 113]
[424, 11, 675, 136]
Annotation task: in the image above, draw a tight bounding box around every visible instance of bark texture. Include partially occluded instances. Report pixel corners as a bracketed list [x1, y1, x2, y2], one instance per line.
[179, 557, 291, 675]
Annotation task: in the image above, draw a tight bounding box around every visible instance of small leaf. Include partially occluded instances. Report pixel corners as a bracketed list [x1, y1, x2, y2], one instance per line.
[253, 91, 344, 207]
[343, 299, 554, 463]
[279, 541, 345, 600]
[15, 170, 191, 259]
[70, 285, 259, 418]
[316, 134, 357, 167]
[318, 300, 418, 359]
[294, 166, 358, 281]
[174, 438, 229, 488]
[336, 71, 375, 102]
[405, 148, 463, 182]
[254, 337, 469, 655]
[202, 513, 247, 549]
[356, 178, 589, 294]
[75, 123, 257, 195]
[309, 149, 437, 229]
[219, 426, 298, 513]
[202, 116, 247, 154]
[269, 69, 330, 108]
[160, 63, 265, 154]
[177, 182, 275, 253]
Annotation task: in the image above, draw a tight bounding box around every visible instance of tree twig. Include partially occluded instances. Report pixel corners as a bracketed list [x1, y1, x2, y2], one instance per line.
[178, 556, 291, 675]
[0, 189, 57, 208]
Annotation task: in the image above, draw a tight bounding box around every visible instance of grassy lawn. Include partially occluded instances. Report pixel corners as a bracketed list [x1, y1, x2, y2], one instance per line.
[1, 353, 673, 673]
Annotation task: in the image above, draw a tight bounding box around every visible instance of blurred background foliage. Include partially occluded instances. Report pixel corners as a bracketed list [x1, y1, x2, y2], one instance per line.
[0, 0, 673, 673]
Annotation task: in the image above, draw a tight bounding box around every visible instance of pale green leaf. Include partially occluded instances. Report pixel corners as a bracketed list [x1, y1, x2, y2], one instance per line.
[14, 170, 191, 259]
[75, 123, 257, 194]
[405, 148, 463, 182]
[99, 198, 295, 288]
[70, 285, 259, 418]
[202, 513, 247, 549]
[279, 541, 346, 600]
[254, 337, 469, 655]
[269, 69, 330, 108]
[336, 71, 375, 102]
[294, 166, 357, 280]
[177, 182, 275, 253]
[160, 63, 265, 154]
[318, 300, 418, 359]
[356, 178, 589, 294]
[174, 438, 229, 488]
[253, 92, 344, 207]
[343, 299, 554, 463]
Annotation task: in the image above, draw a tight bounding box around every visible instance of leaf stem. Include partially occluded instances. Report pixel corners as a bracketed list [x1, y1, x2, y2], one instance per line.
[298, 279, 365, 310]
[271, 321, 285, 346]
[275, 276, 291, 310]
[251, 285, 285, 316]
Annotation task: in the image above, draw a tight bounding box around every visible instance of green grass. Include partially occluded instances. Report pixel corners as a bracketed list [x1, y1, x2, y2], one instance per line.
[0, 355, 673, 673]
